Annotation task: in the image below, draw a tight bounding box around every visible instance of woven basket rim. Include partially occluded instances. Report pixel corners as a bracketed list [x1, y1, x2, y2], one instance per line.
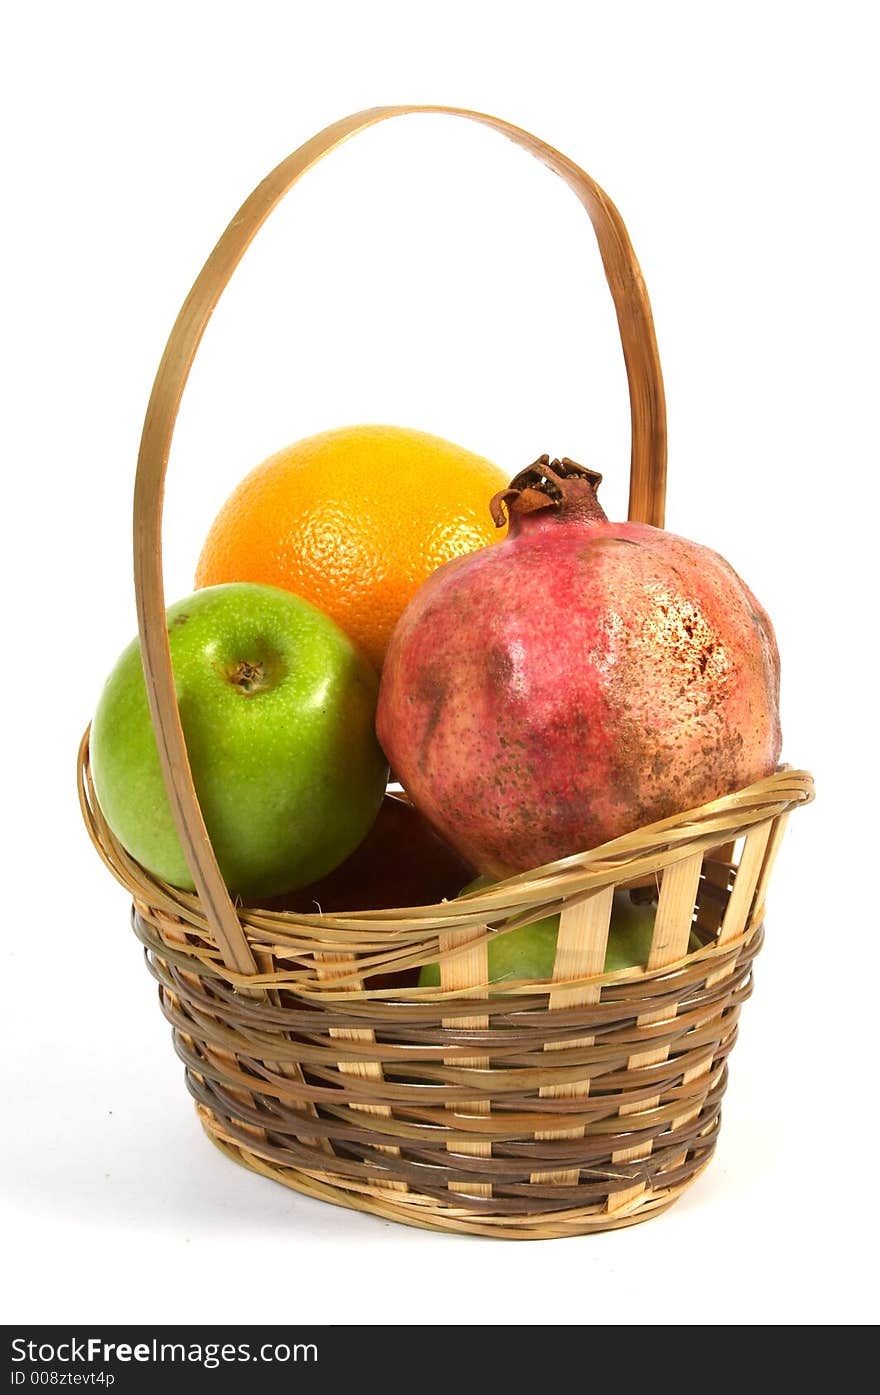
[79, 725, 813, 943]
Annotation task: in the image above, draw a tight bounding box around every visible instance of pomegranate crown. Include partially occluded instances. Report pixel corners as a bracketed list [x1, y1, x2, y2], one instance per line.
[490, 455, 607, 529]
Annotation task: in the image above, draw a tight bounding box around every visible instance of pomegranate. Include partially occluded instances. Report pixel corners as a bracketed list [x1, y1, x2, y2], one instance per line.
[376, 456, 781, 877]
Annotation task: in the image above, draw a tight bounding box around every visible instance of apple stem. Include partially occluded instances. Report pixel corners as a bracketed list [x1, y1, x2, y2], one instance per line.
[229, 659, 265, 694]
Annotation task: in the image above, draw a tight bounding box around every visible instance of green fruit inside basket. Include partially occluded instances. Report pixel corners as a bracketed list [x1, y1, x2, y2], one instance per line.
[418, 880, 700, 987]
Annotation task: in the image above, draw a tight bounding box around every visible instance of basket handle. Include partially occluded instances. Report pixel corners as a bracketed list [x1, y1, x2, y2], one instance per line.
[133, 105, 668, 974]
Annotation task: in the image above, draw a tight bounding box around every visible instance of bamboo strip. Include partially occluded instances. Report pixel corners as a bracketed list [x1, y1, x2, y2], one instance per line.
[440, 927, 491, 1199]
[531, 887, 615, 1185]
[314, 952, 405, 1191]
[751, 813, 790, 926]
[718, 822, 774, 947]
[607, 852, 704, 1212]
[252, 946, 326, 1154]
[157, 919, 277, 1151]
[667, 822, 774, 1160]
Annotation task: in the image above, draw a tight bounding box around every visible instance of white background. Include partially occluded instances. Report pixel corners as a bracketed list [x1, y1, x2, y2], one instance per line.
[2, 0, 877, 1327]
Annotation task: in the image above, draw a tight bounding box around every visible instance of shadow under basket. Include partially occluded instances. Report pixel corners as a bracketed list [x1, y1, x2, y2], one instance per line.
[80, 106, 814, 1238]
[80, 733, 813, 1240]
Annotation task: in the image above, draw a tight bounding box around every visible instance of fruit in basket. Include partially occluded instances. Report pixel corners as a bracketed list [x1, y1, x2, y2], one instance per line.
[267, 795, 476, 991]
[267, 793, 475, 913]
[89, 582, 388, 899]
[378, 456, 782, 877]
[195, 425, 508, 671]
[418, 884, 698, 986]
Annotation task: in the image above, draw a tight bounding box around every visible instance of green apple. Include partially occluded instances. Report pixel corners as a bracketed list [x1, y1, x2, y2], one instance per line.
[90, 582, 388, 901]
[419, 881, 699, 986]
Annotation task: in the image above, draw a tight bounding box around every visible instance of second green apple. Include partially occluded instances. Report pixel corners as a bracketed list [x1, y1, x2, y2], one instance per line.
[419, 882, 700, 987]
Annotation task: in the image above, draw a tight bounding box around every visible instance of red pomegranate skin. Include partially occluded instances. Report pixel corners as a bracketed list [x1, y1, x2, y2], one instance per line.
[376, 460, 781, 878]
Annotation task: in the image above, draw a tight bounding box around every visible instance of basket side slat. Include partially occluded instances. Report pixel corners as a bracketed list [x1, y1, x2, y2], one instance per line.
[253, 947, 327, 1154]
[314, 952, 406, 1191]
[606, 851, 704, 1212]
[157, 921, 268, 1140]
[667, 821, 775, 1163]
[531, 887, 615, 1186]
[440, 928, 491, 1199]
[719, 820, 774, 946]
[750, 813, 790, 927]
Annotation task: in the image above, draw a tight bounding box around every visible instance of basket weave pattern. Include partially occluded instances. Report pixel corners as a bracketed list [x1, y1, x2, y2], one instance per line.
[81, 736, 811, 1239]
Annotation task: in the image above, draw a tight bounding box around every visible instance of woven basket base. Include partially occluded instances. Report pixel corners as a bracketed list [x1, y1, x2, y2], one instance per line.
[197, 1103, 706, 1240]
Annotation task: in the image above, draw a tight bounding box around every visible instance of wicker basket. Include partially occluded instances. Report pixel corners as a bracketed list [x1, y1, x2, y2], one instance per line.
[79, 106, 814, 1240]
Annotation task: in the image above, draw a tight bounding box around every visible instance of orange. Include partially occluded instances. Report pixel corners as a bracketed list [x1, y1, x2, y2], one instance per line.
[195, 425, 509, 670]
